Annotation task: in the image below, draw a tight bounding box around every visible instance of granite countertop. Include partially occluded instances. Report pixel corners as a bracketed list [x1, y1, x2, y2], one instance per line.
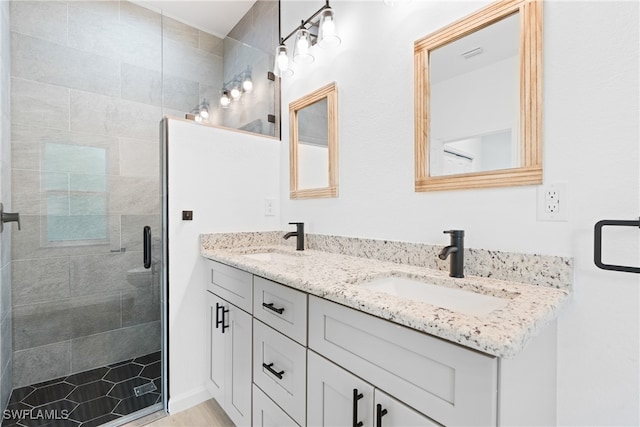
[201, 244, 570, 358]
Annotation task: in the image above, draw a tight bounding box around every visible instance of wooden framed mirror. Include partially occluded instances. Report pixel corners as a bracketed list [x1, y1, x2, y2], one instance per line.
[289, 82, 338, 199]
[414, 0, 542, 191]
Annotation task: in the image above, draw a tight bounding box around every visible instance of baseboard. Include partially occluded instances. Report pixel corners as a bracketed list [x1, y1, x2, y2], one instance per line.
[167, 386, 211, 414]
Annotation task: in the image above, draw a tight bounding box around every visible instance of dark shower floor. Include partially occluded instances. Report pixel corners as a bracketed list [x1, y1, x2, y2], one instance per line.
[2, 352, 161, 427]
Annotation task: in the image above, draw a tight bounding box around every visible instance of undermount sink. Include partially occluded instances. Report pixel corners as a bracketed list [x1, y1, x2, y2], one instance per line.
[361, 276, 510, 316]
[241, 250, 303, 262]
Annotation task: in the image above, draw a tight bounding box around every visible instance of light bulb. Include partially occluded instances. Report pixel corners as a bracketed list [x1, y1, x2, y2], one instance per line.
[242, 78, 253, 93]
[220, 91, 231, 108]
[194, 113, 202, 123]
[319, 8, 341, 48]
[293, 28, 314, 64]
[230, 86, 241, 100]
[199, 106, 209, 119]
[274, 44, 294, 77]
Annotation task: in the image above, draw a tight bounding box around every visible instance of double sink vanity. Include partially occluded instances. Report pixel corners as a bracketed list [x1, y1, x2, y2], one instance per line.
[200, 231, 570, 427]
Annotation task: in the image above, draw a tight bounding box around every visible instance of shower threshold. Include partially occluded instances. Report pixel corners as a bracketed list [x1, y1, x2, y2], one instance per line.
[2, 351, 161, 427]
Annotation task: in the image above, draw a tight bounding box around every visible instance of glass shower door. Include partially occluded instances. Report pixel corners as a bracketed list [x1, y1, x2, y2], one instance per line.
[6, 1, 165, 425]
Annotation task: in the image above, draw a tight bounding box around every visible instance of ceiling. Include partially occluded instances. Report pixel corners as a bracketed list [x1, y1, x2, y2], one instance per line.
[138, 0, 257, 38]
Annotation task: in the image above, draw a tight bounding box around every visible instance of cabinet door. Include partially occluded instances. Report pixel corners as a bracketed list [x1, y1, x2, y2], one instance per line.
[206, 292, 225, 402]
[226, 304, 252, 427]
[253, 385, 300, 427]
[374, 389, 441, 427]
[308, 350, 374, 427]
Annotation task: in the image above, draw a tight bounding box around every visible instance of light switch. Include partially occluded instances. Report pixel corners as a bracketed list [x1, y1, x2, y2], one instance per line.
[182, 210, 193, 221]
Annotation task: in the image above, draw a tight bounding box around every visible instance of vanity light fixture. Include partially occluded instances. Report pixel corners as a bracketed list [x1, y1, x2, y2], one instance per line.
[218, 66, 253, 107]
[274, 0, 341, 78]
[188, 99, 210, 122]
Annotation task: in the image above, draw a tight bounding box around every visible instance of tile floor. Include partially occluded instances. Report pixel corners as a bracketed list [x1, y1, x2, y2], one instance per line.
[2, 352, 161, 427]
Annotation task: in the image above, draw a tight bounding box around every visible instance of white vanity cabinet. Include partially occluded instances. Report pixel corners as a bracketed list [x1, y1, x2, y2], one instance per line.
[252, 277, 308, 426]
[205, 261, 253, 427]
[203, 259, 558, 427]
[308, 295, 497, 426]
[308, 350, 440, 427]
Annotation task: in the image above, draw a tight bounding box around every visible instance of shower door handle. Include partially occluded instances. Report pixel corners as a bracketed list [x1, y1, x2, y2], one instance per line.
[0, 203, 21, 232]
[143, 226, 152, 269]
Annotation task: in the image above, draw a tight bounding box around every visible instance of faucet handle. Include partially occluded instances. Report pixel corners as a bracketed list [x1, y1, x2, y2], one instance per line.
[289, 222, 303, 225]
[444, 229, 464, 237]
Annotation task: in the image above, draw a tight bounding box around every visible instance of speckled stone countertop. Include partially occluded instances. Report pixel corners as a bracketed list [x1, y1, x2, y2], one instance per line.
[201, 241, 570, 359]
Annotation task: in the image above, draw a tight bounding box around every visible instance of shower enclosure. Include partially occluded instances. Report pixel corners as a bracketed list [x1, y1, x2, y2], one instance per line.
[1, 0, 277, 425]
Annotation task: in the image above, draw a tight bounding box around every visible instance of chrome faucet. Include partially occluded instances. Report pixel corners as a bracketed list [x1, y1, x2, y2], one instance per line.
[438, 230, 464, 278]
[284, 222, 304, 251]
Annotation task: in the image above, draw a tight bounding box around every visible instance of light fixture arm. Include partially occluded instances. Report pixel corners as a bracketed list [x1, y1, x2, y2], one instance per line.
[280, 0, 331, 45]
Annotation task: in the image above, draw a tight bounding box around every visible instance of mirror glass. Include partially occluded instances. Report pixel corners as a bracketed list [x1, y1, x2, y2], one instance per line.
[298, 98, 329, 189]
[429, 13, 519, 176]
[289, 83, 338, 199]
[414, 0, 543, 191]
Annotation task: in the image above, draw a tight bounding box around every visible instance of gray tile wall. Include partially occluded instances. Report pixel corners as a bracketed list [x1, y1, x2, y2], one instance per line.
[7, 0, 204, 389]
[0, 0, 13, 412]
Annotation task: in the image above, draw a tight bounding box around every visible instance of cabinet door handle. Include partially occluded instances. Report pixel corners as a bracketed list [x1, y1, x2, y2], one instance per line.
[376, 404, 388, 427]
[262, 362, 284, 380]
[262, 302, 285, 315]
[352, 389, 364, 427]
[215, 303, 229, 333]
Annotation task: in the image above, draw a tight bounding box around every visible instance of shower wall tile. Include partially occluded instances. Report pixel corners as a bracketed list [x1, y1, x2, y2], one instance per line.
[199, 31, 224, 56]
[163, 75, 200, 113]
[11, 78, 70, 131]
[109, 176, 160, 215]
[1, 267, 10, 322]
[11, 125, 120, 174]
[68, 2, 161, 72]
[121, 64, 162, 107]
[70, 321, 160, 373]
[11, 32, 121, 97]
[11, 215, 113, 262]
[11, 169, 40, 216]
[12, 257, 70, 306]
[70, 91, 162, 141]
[69, 251, 140, 297]
[13, 293, 121, 351]
[163, 38, 223, 87]
[0, 312, 11, 375]
[120, 1, 162, 32]
[119, 138, 159, 178]
[122, 285, 161, 327]
[10, 0, 68, 45]
[13, 341, 70, 387]
[162, 16, 199, 49]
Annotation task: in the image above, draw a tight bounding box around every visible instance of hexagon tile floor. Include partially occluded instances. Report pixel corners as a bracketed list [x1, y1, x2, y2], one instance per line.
[2, 352, 162, 427]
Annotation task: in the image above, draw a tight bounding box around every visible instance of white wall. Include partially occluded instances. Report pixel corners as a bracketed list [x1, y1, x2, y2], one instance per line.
[280, 1, 639, 425]
[166, 119, 280, 412]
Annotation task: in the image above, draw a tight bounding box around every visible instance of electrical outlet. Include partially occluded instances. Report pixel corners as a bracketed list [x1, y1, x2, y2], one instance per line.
[537, 183, 568, 221]
[264, 199, 276, 216]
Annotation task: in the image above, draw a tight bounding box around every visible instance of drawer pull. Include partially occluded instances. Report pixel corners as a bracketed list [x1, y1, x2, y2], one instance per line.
[376, 404, 388, 427]
[215, 302, 229, 333]
[352, 389, 364, 427]
[262, 302, 285, 315]
[262, 362, 285, 380]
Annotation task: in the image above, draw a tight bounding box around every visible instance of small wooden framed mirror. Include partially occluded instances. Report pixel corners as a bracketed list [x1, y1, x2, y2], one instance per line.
[289, 82, 338, 199]
[414, 0, 542, 191]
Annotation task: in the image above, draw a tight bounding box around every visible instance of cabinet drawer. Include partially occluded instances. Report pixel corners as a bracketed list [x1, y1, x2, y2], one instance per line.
[308, 296, 498, 427]
[253, 319, 306, 425]
[253, 277, 307, 345]
[205, 259, 253, 313]
[252, 385, 300, 427]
